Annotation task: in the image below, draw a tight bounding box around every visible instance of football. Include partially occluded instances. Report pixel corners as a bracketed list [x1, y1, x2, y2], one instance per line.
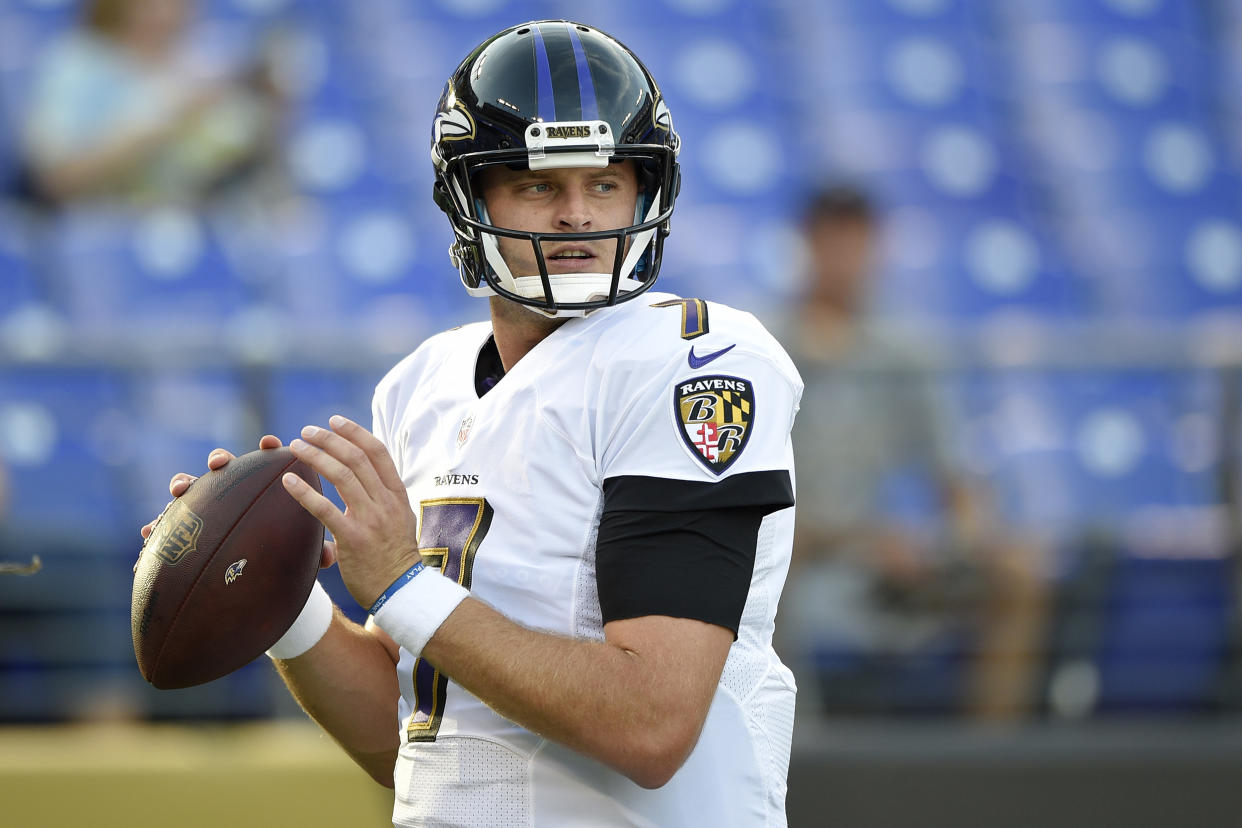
[132, 447, 324, 689]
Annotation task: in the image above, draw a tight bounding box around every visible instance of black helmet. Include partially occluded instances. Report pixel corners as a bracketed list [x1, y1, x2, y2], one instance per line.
[431, 20, 681, 316]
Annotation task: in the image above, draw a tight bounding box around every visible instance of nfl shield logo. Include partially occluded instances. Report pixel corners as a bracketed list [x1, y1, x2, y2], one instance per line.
[674, 375, 754, 475]
[152, 509, 204, 566]
[456, 415, 474, 448]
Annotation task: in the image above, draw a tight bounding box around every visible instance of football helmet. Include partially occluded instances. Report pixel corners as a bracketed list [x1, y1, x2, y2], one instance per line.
[431, 20, 681, 316]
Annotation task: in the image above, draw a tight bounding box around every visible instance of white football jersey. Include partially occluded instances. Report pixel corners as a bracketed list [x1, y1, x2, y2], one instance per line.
[372, 293, 802, 828]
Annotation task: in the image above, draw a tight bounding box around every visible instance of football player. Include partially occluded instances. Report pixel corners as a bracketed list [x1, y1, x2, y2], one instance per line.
[146, 20, 802, 826]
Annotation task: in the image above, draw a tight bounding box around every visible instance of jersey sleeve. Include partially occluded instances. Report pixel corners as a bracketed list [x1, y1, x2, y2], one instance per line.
[597, 335, 800, 491]
[592, 308, 801, 633]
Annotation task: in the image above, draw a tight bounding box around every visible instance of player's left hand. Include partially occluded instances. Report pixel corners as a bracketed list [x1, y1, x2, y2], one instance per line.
[282, 415, 421, 610]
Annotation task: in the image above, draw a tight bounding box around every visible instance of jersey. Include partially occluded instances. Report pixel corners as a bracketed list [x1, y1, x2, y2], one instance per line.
[371, 293, 803, 828]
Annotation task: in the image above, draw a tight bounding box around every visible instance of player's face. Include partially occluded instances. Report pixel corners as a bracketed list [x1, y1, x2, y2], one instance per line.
[478, 161, 640, 278]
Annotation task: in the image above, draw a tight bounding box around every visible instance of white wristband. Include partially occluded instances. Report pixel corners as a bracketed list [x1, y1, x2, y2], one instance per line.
[266, 580, 334, 660]
[373, 567, 469, 659]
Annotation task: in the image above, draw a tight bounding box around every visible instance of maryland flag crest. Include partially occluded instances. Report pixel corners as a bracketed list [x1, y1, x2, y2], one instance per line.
[674, 375, 755, 475]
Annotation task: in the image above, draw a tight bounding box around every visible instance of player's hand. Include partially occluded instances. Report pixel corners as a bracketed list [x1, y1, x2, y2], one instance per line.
[138, 436, 339, 571]
[282, 415, 420, 609]
[138, 434, 282, 540]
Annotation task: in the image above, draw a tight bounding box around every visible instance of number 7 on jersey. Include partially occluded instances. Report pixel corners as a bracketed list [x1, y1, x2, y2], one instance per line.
[406, 497, 493, 743]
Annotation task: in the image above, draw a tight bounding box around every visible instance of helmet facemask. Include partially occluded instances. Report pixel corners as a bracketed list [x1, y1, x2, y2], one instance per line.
[437, 142, 678, 318]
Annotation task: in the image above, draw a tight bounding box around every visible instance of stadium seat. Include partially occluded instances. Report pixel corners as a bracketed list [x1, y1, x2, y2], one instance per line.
[791, 24, 994, 116]
[124, 369, 255, 530]
[0, 206, 42, 316]
[1000, 26, 1212, 115]
[873, 204, 1086, 322]
[770, 0, 981, 31]
[963, 369, 1223, 535]
[0, 367, 130, 540]
[1057, 207, 1242, 318]
[264, 193, 470, 351]
[991, 0, 1203, 31]
[46, 207, 259, 342]
[1093, 556, 1233, 712]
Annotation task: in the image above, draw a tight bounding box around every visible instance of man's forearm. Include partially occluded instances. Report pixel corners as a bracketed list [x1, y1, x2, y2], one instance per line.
[420, 598, 728, 789]
[272, 608, 402, 787]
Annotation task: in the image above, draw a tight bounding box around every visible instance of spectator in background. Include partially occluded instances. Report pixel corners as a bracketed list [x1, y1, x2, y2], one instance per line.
[0, 458, 9, 552]
[20, 0, 285, 207]
[0, 458, 8, 521]
[777, 185, 1048, 722]
[0, 458, 32, 573]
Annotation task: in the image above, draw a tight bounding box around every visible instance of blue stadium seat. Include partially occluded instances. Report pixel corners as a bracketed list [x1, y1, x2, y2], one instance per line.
[265, 367, 378, 445]
[2, 0, 79, 45]
[874, 205, 1086, 322]
[1063, 207, 1242, 318]
[992, 0, 1203, 31]
[966, 369, 1223, 536]
[792, 24, 994, 116]
[800, 112, 1026, 210]
[813, 632, 971, 716]
[0, 367, 129, 539]
[1094, 556, 1233, 712]
[0, 208, 43, 316]
[770, 0, 982, 30]
[1001, 28, 1213, 118]
[47, 208, 258, 339]
[125, 369, 254, 530]
[266, 193, 467, 341]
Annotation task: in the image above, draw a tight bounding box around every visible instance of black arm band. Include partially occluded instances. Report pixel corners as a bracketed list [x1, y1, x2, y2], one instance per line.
[595, 471, 794, 636]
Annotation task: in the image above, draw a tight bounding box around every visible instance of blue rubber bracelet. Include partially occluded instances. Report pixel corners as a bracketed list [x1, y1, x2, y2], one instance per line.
[368, 561, 426, 615]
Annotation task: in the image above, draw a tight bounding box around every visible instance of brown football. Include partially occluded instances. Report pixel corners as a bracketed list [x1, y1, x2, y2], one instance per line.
[132, 447, 324, 689]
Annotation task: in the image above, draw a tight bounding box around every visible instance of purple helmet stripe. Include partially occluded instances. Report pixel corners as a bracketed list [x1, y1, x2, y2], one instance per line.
[566, 23, 598, 121]
[531, 25, 556, 122]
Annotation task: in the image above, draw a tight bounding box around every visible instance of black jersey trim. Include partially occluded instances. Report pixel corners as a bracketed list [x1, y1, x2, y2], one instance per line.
[595, 473, 792, 637]
[595, 505, 768, 637]
[601, 470, 794, 513]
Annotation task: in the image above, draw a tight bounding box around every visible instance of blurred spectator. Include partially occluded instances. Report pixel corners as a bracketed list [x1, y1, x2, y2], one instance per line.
[19, 0, 286, 208]
[0, 457, 24, 569]
[0, 456, 9, 549]
[777, 185, 1048, 722]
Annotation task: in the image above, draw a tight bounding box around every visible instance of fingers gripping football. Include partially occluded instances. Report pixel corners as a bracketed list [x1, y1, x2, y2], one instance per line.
[140, 435, 285, 540]
[283, 415, 421, 609]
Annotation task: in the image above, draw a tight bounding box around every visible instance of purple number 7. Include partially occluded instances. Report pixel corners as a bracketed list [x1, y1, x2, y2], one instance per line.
[650, 297, 710, 340]
[406, 497, 493, 743]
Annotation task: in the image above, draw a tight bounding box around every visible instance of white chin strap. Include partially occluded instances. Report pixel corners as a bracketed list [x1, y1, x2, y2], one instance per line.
[474, 193, 663, 318]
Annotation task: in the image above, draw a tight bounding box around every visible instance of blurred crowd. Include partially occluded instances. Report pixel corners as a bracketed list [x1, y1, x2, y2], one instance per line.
[1, 0, 1239, 725]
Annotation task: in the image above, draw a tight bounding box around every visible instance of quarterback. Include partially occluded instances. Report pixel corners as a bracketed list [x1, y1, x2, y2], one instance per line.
[146, 20, 802, 827]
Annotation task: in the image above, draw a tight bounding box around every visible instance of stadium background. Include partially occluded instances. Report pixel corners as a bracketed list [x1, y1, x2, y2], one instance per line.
[1, 0, 1241, 825]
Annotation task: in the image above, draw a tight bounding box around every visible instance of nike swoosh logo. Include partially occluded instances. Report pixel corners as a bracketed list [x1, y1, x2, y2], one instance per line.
[688, 343, 736, 369]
